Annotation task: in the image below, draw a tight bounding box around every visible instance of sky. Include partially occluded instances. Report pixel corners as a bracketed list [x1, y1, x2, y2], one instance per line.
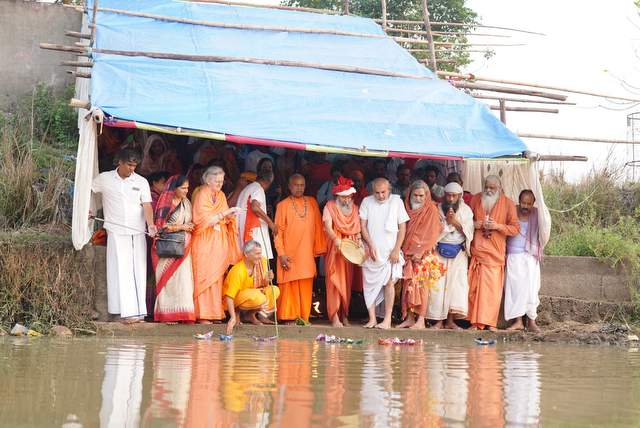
[194, 0, 640, 181]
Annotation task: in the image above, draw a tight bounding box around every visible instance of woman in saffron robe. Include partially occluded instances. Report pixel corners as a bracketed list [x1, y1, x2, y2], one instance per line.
[191, 166, 242, 323]
[151, 175, 196, 323]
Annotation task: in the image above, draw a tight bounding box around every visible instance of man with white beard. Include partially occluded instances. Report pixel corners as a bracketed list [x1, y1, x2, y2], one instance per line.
[504, 190, 544, 332]
[427, 182, 475, 329]
[359, 178, 409, 329]
[467, 175, 520, 331]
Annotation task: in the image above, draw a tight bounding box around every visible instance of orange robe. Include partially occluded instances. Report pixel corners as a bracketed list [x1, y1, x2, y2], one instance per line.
[401, 197, 443, 319]
[274, 196, 326, 321]
[191, 186, 242, 320]
[323, 200, 361, 321]
[467, 193, 519, 328]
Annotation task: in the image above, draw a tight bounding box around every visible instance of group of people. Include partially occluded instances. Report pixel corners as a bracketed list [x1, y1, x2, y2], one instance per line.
[92, 140, 545, 335]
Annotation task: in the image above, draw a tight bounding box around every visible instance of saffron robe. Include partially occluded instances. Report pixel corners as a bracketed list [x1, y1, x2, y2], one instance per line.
[274, 196, 326, 321]
[467, 193, 519, 328]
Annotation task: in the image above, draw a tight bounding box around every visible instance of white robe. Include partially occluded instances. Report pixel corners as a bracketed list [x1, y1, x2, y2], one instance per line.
[504, 252, 541, 320]
[359, 195, 409, 309]
[106, 232, 147, 318]
[427, 202, 474, 321]
[235, 181, 273, 259]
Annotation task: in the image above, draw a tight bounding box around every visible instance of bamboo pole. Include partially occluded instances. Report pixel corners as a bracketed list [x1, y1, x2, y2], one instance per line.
[40, 43, 86, 54]
[518, 133, 633, 145]
[90, 0, 98, 45]
[451, 81, 567, 101]
[421, 0, 437, 71]
[498, 99, 507, 123]
[489, 104, 559, 114]
[183, 0, 341, 15]
[381, 0, 387, 30]
[537, 155, 588, 162]
[374, 19, 545, 36]
[67, 70, 92, 79]
[65, 31, 91, 40]
[384, 27, 511, 38]
[411, 49, 493, 53]
[69, 98, 91, 109]
[472, 94, 576, 105]
[393, 37, 524, 47]
[342, 0, 349, 15]
[97, 7, 383, 39]
[60, 61, 94, 68]
[437, 71, 640, 103]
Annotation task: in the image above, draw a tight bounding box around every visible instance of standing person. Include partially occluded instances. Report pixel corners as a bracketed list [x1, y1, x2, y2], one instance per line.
[191, 166, 242, 323]
[274, 174, 326, 323]
[316, 165, 343, 209]
[397, 180, 443, 330]
[359, 178, 410, 329]
[91, 148, 157, 323]
[467, 175, 520, 331]
[323, 177, 361, 328]
[427, 182, 475, 329]
[424, 165, 445, 202]
[392, 164, 412, 198]
[504, 190, 544, 332]
[365, 159, 388, 193]
[349, 169, 368, 206]
[224, 240, 280, 335]
[227, 171, 256, 208]
[446, 172, 473, 205]
[236, 171, 277, 260]
[148, 171, 171, 211]
[151, 175, 196, 323]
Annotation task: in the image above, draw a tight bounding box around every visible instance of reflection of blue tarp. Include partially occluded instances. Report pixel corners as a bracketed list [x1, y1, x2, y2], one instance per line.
[88, 0, 526, 158]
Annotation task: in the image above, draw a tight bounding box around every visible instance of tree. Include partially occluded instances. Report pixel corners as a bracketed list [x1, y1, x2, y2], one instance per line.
[281, 0, 480, 72]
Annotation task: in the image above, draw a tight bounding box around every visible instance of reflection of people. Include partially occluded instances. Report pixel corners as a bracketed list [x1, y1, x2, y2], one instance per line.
[467, 175, 519, 331]
[503, 351, 541, 426]
[275, 174, 326, 323]
[100, 345, 145, 428]
[505, 190, 543, 332]
[428, 182, 474, 329]
[467, 347, 505, 427]
[92, 148, 157, 323]
[398, 180, 442, 330]
[428, 347, 468, 425]
[224, 240, 279, 335]
[191, 166, 242, 323]
[360, 178, 409, 329]
[151, 175, 195, 323]
[322, 177, 361, 327]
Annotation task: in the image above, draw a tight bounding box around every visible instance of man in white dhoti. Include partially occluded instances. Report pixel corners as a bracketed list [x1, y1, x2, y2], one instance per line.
[236, 171, 276, 259]
[505, 190, 543, 332]
[360, 178, 409, 329]
[92, 149, 157, 323]
[427, 182, 474, 329]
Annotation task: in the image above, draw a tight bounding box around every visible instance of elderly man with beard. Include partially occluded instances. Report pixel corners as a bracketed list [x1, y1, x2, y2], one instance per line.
[427, 182, 475, 329]
[467, 175, 520, 331]
[360, 178, 410, 329]
[504, 190, 544, 332]
[323, 177, 362, 327]
[397, 180, 443, 330]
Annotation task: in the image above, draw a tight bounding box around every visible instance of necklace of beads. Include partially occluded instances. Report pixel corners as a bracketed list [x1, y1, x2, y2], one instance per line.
[291, 196, 308, 218]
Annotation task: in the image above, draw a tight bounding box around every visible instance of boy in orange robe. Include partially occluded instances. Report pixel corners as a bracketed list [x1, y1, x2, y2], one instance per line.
[322, 177, 362, 327]
[274, 174, 326, 322]
[467, 175, 520, 331]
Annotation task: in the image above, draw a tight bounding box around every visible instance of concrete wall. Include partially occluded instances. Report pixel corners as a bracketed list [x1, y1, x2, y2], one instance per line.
[0, 1, 81, 109]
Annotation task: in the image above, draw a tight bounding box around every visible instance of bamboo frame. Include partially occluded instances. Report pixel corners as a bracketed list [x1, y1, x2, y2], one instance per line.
[471, 94, 576, 105]
[421, 0, 437, 71]
[489, 105, 559, 114]
[65, 31, 91, 40]
[451, 81, 567, 101]
[97, 7, 384, 39]
[518, 133, 634, 145]
[60, 61, 94, 68]
[40, 43, 432, 80]
[374, 19, 545, 36]
[437, 71, 640, 103]
[537, 155, 588, 162]
[183, 0, 340, 15]
[381, 0, 387, 30]
[384, 27, 511, 38]
[69, 98, 91, 109]
[90, 0, 98, 45]
[67, 70, 92, 79]
[392, 36, 523, 47]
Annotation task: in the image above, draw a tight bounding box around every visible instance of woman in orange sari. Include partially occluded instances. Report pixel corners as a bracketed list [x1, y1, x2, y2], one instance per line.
[191, 166, 242, 323]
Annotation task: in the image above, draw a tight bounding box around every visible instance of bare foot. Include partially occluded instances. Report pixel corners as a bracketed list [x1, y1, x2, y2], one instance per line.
[375, 320, 391, 330]
[445, 322, 462, 330]
[257, 314, 275, 325]
[363, 320, 377, 329]
[397, 317, 416, 329]
[527, 320, 541, 333]
[164, 322, 178, 325]
[431, 321, 444, 330]
[197, 320, 213, 324]
[247, 313, 263, 326]
[342, 318, 350, 327]
[332, 319, 344, 328]
[487, 326, 498, 332]
[468, 326, 479, 331]
[506, 323, 524, 331]
[409, 321, 426, 330]
[120, 318, 143, 325]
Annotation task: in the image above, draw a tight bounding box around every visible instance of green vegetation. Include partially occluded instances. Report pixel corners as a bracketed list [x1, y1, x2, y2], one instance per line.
[281, 0, 479, 71]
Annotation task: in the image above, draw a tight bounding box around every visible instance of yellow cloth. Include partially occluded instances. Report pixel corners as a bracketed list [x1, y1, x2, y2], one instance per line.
[224, 258, 280, 311]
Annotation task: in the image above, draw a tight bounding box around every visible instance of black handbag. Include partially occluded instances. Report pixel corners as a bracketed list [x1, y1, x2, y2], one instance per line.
[155, 231, 186, 258]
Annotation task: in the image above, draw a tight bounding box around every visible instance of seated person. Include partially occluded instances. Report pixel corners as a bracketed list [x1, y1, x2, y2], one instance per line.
[224, 240, 280, 335]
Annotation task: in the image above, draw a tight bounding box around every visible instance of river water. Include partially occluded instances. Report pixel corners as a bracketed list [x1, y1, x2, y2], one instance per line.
[1, 336, 639, 427]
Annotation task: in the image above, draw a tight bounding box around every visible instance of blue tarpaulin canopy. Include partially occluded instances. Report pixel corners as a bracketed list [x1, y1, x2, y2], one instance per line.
[87, 0, 527, 158]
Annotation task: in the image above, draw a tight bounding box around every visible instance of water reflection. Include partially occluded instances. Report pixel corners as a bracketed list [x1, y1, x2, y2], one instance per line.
[100, 345, 145, 428]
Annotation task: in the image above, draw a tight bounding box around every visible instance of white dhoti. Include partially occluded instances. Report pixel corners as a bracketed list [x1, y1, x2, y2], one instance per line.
[504, 252, 541, 321]
[362, 254, 404, 310]
[427, 252, 469, 320]
[106, 232, 148, 318]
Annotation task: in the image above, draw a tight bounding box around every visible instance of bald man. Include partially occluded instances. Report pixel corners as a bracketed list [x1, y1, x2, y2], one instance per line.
[359, 178, 409, 329]
[274, 174, 326, 323]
